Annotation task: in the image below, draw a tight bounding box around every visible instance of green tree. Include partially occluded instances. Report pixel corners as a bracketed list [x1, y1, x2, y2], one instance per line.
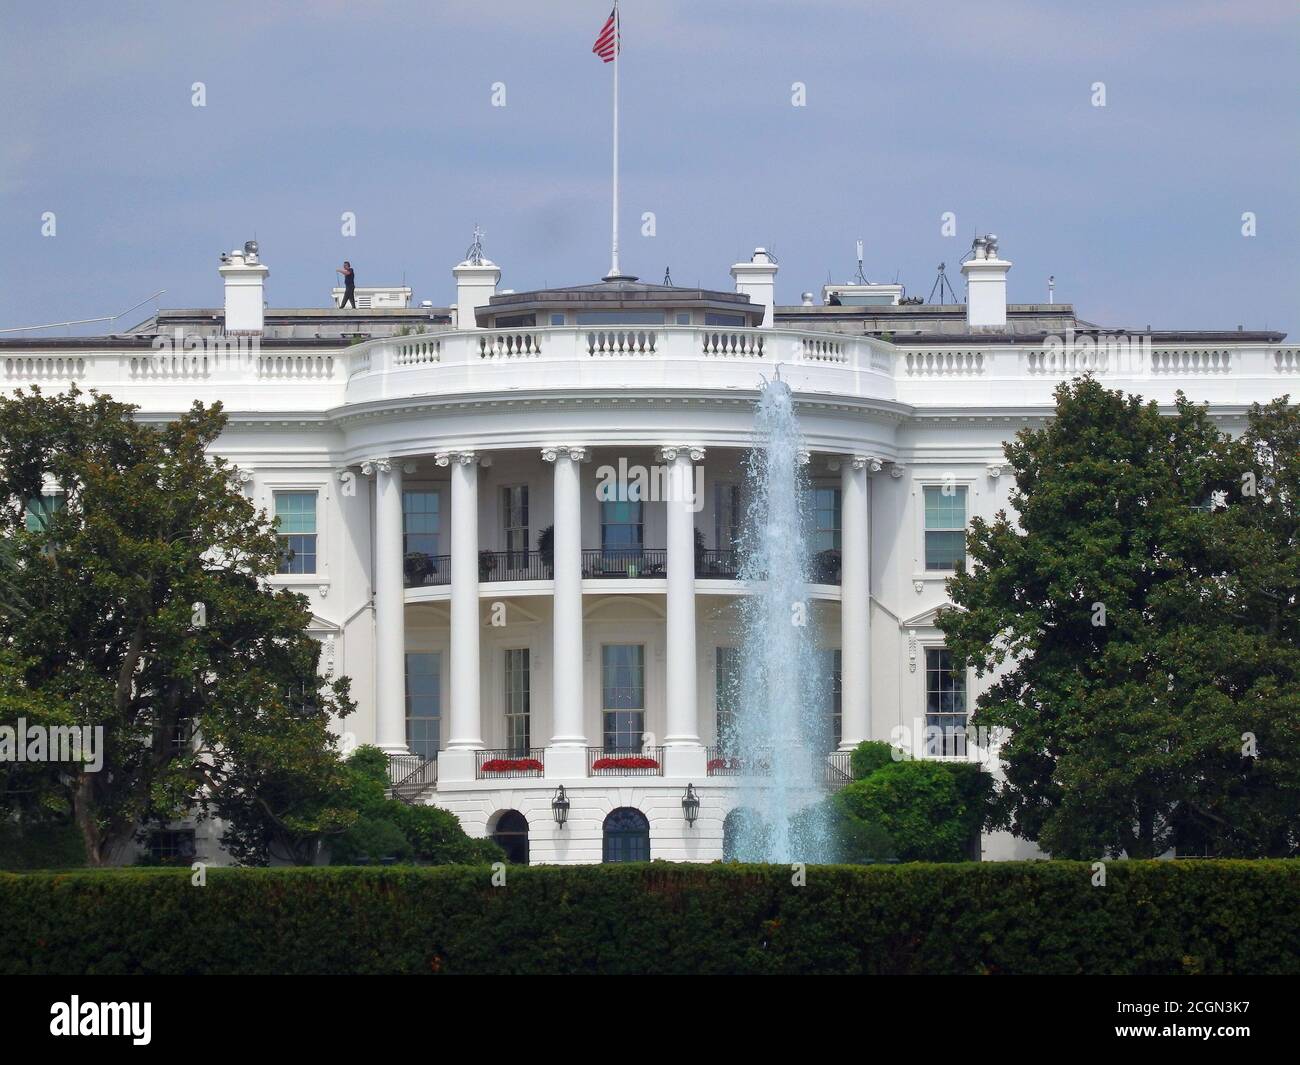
[0, 386, 355, 865]
[836, 760, 981, 862]
[938, 377, 1299, 858]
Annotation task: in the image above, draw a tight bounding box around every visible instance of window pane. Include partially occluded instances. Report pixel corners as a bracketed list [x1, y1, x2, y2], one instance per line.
[504, 648, 530, 754]
[925, 530, 966, 571]
[807, 486, 841, 553]
[275, 492, 318, 574]
[24, 493, 65, 532]
[715, 647, 739, 750]
[404, 490, 440, 556]
[924, 648, 967, 756]
[602, 645, 644, 750]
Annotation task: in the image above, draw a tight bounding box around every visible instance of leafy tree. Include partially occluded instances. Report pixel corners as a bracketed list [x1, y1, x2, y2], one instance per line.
[938, 377, 1299, 858]
[0, 386, 355, 865]
[836, 760, 984, 862]
[329, 746, 503, 865]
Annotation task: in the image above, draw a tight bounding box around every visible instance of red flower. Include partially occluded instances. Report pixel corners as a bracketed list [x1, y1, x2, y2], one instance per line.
[480, 757, 544, 773]
[707, 756, 744, 771]
[591, 756, 660, 770]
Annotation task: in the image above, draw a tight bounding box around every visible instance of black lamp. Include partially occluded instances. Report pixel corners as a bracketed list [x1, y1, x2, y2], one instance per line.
[682, 783, 700, 827]
[552, 785, 570, 827]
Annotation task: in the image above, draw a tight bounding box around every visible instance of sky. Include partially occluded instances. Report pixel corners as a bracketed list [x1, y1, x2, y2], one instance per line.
[1, 0, 1297, 336]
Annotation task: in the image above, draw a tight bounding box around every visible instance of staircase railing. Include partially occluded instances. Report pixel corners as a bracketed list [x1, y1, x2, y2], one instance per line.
[388, 752, 439, 803]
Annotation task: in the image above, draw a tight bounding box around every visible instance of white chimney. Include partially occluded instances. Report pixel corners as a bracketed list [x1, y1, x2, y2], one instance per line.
[730, 247, 779, 328]
[219, 241, 268, 335]
[960, 234, 1011, 329]
[452, 257, 500, 329]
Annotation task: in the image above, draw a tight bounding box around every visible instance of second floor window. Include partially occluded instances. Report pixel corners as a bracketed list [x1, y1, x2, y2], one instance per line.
[25, 492, 65, 532]
[504, 648, 530, 755]
[403, 489, 440, 558]
[807, 486, 841, 553]
[924, 485, 967, 571]
[275, 491, 317, 574]
[714, 483, 742, 552]
[405, 652, 441, 761]
[601, 499, 643, 553]
[502, 485, 529, 563]
[823, 648, 842, 752]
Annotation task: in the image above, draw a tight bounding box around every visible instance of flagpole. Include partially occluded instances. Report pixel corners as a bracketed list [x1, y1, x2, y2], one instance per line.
[608, 1, 622, 280]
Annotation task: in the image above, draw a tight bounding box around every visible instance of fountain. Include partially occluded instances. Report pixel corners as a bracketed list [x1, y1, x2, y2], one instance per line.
[728, 373, 835, 863]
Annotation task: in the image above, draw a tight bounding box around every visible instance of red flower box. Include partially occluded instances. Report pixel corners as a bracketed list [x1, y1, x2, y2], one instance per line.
[480, 757, 544, 773]
[591, 756, 660, 770]
[707, 756, 743, 771]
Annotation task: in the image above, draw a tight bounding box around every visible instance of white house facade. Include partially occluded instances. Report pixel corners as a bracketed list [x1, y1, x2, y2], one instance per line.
[4, 238, 1294, 865]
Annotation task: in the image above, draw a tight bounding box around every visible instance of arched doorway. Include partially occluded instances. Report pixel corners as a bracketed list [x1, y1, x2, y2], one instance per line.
[602, 807, 650, 863]
[491, 810, 529, 865]
[722, 808, 767, 861]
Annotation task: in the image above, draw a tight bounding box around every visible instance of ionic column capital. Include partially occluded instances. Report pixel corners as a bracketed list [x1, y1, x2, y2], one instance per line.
[541, 445, 590, 463]
[656, 444, 706, 463]
[434, 450, 483, 468]
[829, 454, 883, 473]
[360, 457, 392, 476]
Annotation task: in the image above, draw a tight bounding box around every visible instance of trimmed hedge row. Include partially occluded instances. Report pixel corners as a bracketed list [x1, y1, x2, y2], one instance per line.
[2, 859, 1298, 975]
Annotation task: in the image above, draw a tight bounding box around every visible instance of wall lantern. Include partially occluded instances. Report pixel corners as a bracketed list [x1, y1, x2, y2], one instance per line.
[551, 785, 570, 827]
[681, 783, 700, 827]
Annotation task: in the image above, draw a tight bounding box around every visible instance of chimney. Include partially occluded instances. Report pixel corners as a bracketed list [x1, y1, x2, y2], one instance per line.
[452, 257, 500, 329]
[219, 241, 268, 335]
[730, 247, 779, 328]
[960, 234, 1011, 329]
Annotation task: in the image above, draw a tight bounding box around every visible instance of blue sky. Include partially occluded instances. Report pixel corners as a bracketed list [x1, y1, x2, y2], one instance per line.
[1, 0, 1296, 335]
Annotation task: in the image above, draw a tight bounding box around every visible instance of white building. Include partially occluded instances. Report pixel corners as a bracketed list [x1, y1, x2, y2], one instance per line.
[3, 238, 1294, 865]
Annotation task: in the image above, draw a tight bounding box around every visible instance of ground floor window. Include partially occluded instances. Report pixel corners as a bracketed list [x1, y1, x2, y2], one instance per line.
[148, 828, 196, 864]
[601, 643, 645, 751]
[602, 807, 650, 862]
[823, 648, 842, 751]
[925, 647, 967, 756]
[406, 652, 441, 760]
[492, 810, 529, 864]
[503, 648, 530, 755]
[715, 646, 740, 751]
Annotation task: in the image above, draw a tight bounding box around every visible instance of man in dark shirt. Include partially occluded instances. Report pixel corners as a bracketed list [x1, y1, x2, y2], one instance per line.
[337, 261, 356, 308]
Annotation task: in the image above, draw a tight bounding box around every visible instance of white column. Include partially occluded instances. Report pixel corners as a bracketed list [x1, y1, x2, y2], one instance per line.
[661, 446, 704, 748]
[440, 450, 482, 751]
[543, 446, 588, 752]
[367, 458, 407, 754]
[839, 455, 876, 750]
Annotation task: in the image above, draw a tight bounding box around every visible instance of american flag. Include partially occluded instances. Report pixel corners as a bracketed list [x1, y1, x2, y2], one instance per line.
[592, 7, 619, 63]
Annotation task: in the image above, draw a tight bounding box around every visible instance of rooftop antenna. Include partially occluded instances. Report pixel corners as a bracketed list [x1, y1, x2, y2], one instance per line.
[1048, 275, 1056, 305]
[466, 225, 485, 265]
[854, 239, 868, 284]
[663, 267, 673, 286]
[928, 263, 959, 305]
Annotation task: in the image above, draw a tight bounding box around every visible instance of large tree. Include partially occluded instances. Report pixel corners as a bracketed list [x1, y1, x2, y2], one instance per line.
[938, 377, 1298, 859]
[0, 386, 356, 864]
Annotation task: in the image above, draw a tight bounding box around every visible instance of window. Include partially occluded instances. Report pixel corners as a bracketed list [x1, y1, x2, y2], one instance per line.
[503, 648, 531, 755]
[602, 644, 644, 751]
[601, 498, 643, 554]
[705, 312, 746, 326]
[675, 312, 690, 325]
[274, 491, 317, 574]
[495, 313, 536, 328]
[492, 810, 529, 865]
[405, 652, 441, 760]
[925, 648, 967, 756]
[602, 807, 650, 862]
[714, 482, 742, 553]
[549, 313, 565, 326]
[576, 310, 664, 326]
[924, 485, 967, 571]
[148, 828, 196, 864]
[502, 485, 529, 567]
[24, 493, 65, 532]
[403, 489, 440, 558]
[808, 486, 841, 553]
[715, 647, 740, 751]
[823, 649, 842, 752]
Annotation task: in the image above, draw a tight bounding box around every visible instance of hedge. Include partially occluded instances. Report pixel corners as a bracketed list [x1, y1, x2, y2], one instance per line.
[2, 860, 1298, 975]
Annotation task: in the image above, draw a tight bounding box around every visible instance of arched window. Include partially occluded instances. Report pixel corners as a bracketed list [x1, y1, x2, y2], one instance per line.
[492, 810, 529, 865]
[602, 807, 650, 863]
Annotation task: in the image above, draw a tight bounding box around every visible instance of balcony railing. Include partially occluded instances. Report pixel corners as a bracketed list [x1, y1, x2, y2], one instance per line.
[824, 751, 854, 790]
[478, 550, 551, 582]
[695, 549, 741, 579]
[588, 746, 665, 776]
[403, 552, 450, 588]
[475, 748, 545, 778]
[581, 547, 667, 579]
